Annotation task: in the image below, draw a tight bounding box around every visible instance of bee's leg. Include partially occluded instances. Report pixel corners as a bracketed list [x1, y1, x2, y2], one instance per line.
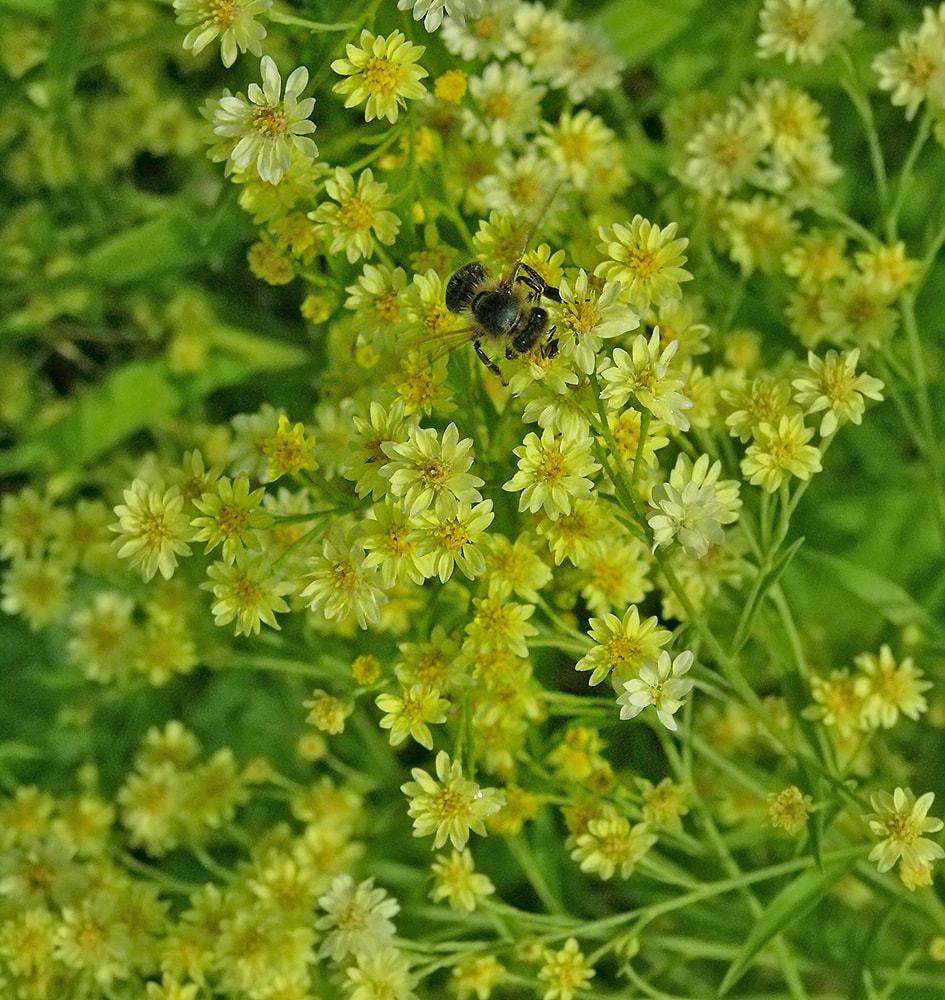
[474, 339, 508, 385]
[508, 308, 548, 356]
[513, 263, 561, 303]
[541, 325, 559, 359]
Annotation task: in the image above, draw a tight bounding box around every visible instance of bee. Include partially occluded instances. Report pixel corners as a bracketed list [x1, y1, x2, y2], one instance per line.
[438, 185, 564, 384]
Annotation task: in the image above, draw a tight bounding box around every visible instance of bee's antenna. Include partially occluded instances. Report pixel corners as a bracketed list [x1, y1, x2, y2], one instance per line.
[515, 177, 566, 261]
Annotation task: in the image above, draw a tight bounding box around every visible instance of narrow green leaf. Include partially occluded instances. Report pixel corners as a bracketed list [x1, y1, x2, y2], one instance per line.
[48, 0, 92, 101]
[82, 213, 206, 284]
[0, 0, 54, 15]
[799, 549, 933, 629]
[732, 536, 806, 653]
[207, 325, 309, 370]
[718, 857, 855, 995]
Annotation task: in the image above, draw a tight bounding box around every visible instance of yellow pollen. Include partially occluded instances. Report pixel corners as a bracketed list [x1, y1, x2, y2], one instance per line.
[560, 132, 588, 161]
[374, 291, 401, 324]
[337, 197, 374, 232]
[483, 94, 513, 120]
[434, 521, 469, 554]
[568, 299, 598, 334]
[387, 524, 415, 556]
[535, 446, 566, 484]
[419, 459, 450, 490]
[233, 576, 263, 605]
[604, 634, 641, 667]
[435, 788, 470, 820]
[331, 561, 362, 593]
[627, 248, 658, 278]
[416, 652, 448, 685]
[783, 11, 815, 42]
[209, 0, 239, 25]
[253, 105, 288, 138]
[143, 511, 171, 547]
[218, 503, 249, 536]
[885, 812, 919, 845]
[473, 14, 498, 41]
[364, 55, 401, 96]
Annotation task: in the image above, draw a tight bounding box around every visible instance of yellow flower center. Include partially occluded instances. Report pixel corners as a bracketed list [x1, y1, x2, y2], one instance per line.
[337, 197, 374, 233]
[233, 575, 263, 607]
[434, 521, 469, 554]
[253, 105, 288, 138]
[387, 524, 415, 556]
[209, 0, 239, 26]
[782, 11, 815, 43]
[419, 459, 450, 490]
[218, 503, 249, 537]
[534, 445, 566, 484]
[604, 634, 641, 667]
[364, 55, 402, 96]
[331, 561, 362, 594]
[483, 94, 513, 120]
[626, 247, 659, 279]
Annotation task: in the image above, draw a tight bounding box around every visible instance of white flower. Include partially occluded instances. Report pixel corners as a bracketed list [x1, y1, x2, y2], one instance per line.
[397, 0, 483, 32]
[617, 650, 695, 731]
[174, 0, 271, 67]
[210, 55, 317, 184]
[648, 453, 741, 558]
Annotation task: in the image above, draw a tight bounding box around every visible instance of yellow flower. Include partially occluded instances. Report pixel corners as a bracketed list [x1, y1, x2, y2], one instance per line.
[332, 29, 428, 124]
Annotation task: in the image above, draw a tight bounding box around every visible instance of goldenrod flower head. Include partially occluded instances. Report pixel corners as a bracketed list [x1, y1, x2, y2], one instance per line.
[757, 0, 861, 65]
[375, 683, 450, 750]
[853, 644, 931, 730]
[311, 166, 401, 264]
[463, 582, 538, 659]
[854, 241, 921, 297]
[638, 776, 690, 830]
[537, 109, 625, 194]
[768, 785, 813, 835]
[874, 9, 945, 120]
[111, 480, 193, 582]
[381, 422, 484, 518]
[462, 60, 546, 147]
[555, 270, 639, 375]
[867, 787, 945, 875]
[482, 532, 552, 603]
[805, 667, 866, 737]
[648, 453, 742, 559]
[316, 873, 400, 961]
[451, 953, 506, 999]
[345, 946, 417, 1000]
[430, 847, 495, 912]
[415, 498, 494, 583]
[190, 474, 271, 563]
[579, 533, 652, 616]
[401, 750, 505, 850]
[332, 29, 428, 125]
[210, 55, 317, 184]
[536, 937, 596, 1000]
[722, 373, 794, 443]
[680, 104, 766, 197]
[572, 812, 657, 881]
[503, 427, 600, 520]
[599, 329, 693, 431]
[576, 606, 672, 687]
[741, 412, 823, 492]
[595, 217, 692, 312]
[618, 650, 695, 732]
[202, 551, 293, 636]
[721, 195, 799, 276]
[301, 526, 388, 630]
[792, 348, 885, 436]
[360, 500, 425, 588]
[174, 0, 271, 67]
[434, 68, 468, 103]
[263, 414, 318, 480]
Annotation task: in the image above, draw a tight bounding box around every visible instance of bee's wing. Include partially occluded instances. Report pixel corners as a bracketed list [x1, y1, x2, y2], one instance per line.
[401, 323, 477, 365]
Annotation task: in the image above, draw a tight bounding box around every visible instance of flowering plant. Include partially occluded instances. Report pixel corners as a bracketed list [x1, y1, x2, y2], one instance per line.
[2, 0, 945, 997]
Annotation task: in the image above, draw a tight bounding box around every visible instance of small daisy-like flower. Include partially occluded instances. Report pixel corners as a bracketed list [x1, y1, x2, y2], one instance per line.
[375, 684, 450, 750]
[721, 195, 799, 276]
[414, 499, 494, 583]
[556, 271, 639, 374]
[263, 414, 318, 480]
[680, 105, 766, 197]
[638, 776, 690, 830]
[575, 607, 672, 687]
[537, 937, 596, 1000]
[572, 813, 657, 881]
[854, 242, 921, 298]
[1, 555, 74, 631]
[792, 348, 885, 437]
[503, 427, 600, 520]
[722, 374, 794, 443]
[190, 475, 271, 564]
[173, 0, 271, 67]
[346, 263, 409, 351]
[202, 551, 294, 636]
[331, 29, 428, 125]
[806, 668, 865, 736]
[304, 688, 352, 734]
[111, 480, 193, 582]
[381, 422, 484, 518]
[537, 108, 625, 193]
[477, 150, 562, 217]
[441, 1, 517, 61]
[768, 786, 813, 835]
[595, 216, 692, 312]
[873, 10, 945, 120]
[741, 412, 823, 492]
[311, 167, 401, 264]
[300, 526, 388, 629]
[648, 453, 742, 559]
[599, 330, 693, 431]
[344, 399, 416, 502]
[398, 0, 482, 32]
[401, 750, 505, 850]
[316, 874, 400, 962]
[483, 533, 552, 603]
[579, 535, 651, 615]
[462, 60, 547, 147]
[867, 787, 945, 874]
[617, 650, 695, 732]
[757, 0, 860, 65]
[430, 848, 495, 913]
[345, 947, 417, 1000]
[854, 644, 932, 730]
[463, 584, 538, 659]
[360, 501, 425, 588]
[210, 55, 317, 184]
